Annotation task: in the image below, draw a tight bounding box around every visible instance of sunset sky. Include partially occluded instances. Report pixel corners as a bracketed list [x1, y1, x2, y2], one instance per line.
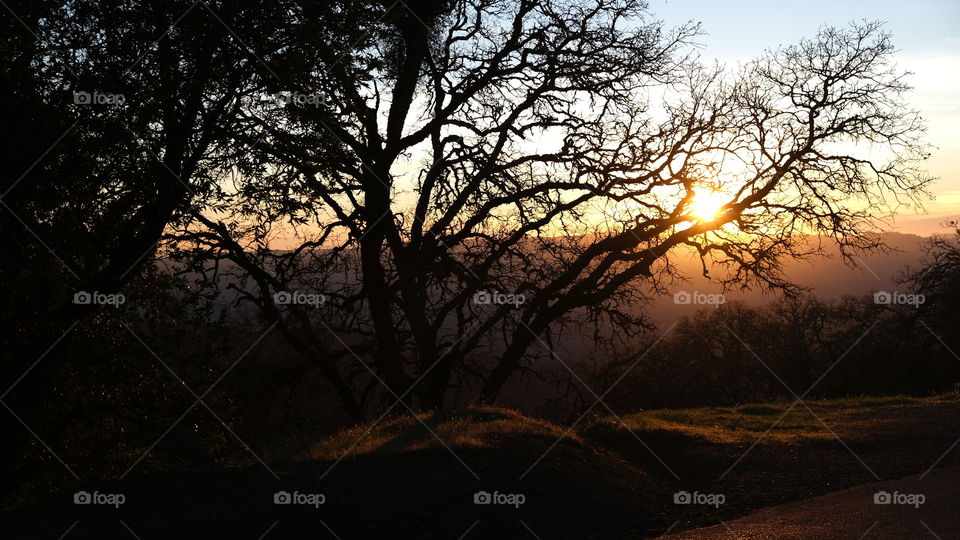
[654, 0, 960, 235]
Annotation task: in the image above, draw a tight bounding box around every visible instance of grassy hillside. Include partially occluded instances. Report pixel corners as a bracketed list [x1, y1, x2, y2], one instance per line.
[304, 407, 583, 461]
[299, 393, 959, 458]
[594, 394, 958, 444]
[3, 393, 960, 539]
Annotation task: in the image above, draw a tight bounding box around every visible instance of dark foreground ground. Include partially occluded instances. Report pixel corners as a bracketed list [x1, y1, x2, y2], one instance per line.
[2, 395, 959, 539]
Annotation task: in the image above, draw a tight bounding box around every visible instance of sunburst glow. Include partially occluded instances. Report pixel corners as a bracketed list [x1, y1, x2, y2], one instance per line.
[688, 188, 728, 222]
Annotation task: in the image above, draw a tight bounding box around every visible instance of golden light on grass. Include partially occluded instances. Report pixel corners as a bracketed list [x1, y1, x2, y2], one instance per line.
[303, 407, 581, 461]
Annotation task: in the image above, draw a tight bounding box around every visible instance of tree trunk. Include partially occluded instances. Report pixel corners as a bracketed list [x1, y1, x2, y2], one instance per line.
[360, 173, 412, 399]
[477, 321, 543, 404]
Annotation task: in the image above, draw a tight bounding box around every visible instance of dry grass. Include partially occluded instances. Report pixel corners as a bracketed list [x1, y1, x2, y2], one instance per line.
[604, 393, 960, 444]
[304, 406, 580, 462]
[303, 393, 960, 462]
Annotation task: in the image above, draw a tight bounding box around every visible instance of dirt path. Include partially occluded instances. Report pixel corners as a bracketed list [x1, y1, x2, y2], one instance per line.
[663, 466, 960, 539]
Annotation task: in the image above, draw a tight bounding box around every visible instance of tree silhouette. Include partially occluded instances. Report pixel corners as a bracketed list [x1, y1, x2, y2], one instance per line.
[0, 0, 292, 492]
[173, 3, 931, 415]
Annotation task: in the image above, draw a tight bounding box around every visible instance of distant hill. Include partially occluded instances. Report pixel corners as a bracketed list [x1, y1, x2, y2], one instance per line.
[651, 232, 929, 325]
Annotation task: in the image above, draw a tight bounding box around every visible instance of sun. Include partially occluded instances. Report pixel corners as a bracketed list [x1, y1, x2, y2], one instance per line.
[688, 188, 727, 222]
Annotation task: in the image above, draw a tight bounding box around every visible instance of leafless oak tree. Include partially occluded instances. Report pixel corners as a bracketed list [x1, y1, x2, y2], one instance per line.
[174, 3, 932, 415]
